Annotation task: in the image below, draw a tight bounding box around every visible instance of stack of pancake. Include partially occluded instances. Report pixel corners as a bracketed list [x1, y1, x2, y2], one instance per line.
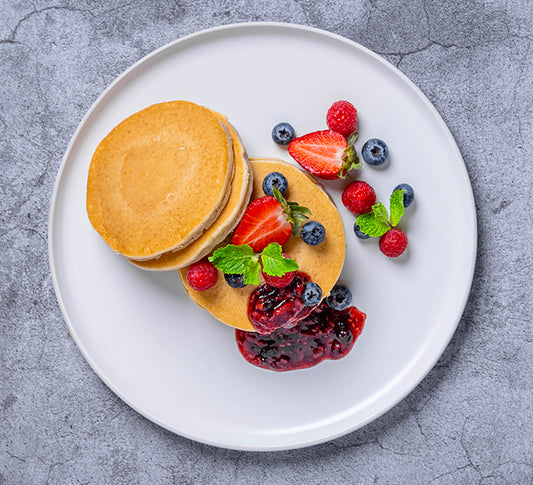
[87, 101, 253, 270]
[87, 101, 346, 332]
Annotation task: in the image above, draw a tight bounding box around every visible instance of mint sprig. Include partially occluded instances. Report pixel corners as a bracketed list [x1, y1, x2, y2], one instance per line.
[208, 242, 298, 285]
[261, 242, 298, 276]
[355, 189, 405, 237]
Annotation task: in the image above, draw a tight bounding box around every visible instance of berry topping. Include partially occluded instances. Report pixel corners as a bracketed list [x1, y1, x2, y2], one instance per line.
[272, 122, 296, 146]
[186, 259, 218, 291]
[262, 269, 296, 288]
[362, 138, 389, 166]
[353, 222, 370, 240]
[288, 130, 361, 180]
[326, 284, 352, 311]
[379, 228, 408, 257]
[300, 220, 326, 246]
[247, 272, 314, 334]
[232, 189, 310, 252]
[342, 181, 376, 215]
[262, 171, 288, 196]
[224, 273, 246, 289]
[302, 282, 323, 306]
[326, 100, 358, 137]
[393, 183, 414, 208]
[236, 301, 366, 371]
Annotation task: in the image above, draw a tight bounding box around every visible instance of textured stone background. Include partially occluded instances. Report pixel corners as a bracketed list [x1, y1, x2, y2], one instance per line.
[1, 0, 532, 483]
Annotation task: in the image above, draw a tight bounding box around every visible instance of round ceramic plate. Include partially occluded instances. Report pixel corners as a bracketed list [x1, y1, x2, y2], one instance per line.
[49, 23, 476, 451]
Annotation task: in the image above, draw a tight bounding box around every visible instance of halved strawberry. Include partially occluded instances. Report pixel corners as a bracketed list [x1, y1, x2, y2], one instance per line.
[288, 130, 361, 180]
[232, 190, 310, 252]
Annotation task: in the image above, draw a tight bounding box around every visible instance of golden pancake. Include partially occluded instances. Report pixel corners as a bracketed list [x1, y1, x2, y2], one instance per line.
[179, 158, 346, 332]
[130, 112, 252, 270]
[86, 101, 234, 260]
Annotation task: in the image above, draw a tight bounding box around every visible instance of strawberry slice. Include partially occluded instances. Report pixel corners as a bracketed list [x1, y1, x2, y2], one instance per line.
[288, 130, 361, 180]
[232, 190, 310, 252]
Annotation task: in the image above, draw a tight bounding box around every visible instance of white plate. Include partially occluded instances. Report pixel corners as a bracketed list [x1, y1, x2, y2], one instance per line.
[49, 23, 476, 451]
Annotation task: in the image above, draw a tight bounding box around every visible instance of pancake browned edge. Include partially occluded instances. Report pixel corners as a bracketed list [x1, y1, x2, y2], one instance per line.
[130, 112, 252, 270]
[178, 158, 346, 332]
[86, 101, 234, 260]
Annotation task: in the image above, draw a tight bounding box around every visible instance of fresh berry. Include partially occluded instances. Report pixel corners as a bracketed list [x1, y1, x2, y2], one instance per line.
[224, 273, 246, 289]
[262, 171, 288, 196]
[262, 270, 296, 288]
[379, 228, 408, 257]
[393, 183, 414, 208]
[353, 222, 370, 240]
[186, 259, 218, 291]
[362, 138, 389, 166]
[288, 130, 360, 180]
[236, 301, 366, 371]
[326, 100, 358, 137]
[247, 272, 314, 334]
[302, 282, 323, 306]
[232, 196, 292, 252]
[326, 284, 352, 311]
[300, 220, 325, 246]
[272, 122, 295, 146]
[232, 192, 309, 252]
[342, 181, 376, 214]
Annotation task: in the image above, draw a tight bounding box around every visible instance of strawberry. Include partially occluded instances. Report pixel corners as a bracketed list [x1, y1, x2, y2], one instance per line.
[232, 189, 310, 252]
[288, 130, 361, 180]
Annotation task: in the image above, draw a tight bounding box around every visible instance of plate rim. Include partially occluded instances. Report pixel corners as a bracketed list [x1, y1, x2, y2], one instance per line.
[48, 21, 477, 451]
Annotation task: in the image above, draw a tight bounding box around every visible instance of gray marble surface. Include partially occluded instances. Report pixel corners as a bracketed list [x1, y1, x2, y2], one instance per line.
[1, 1, 532, 483]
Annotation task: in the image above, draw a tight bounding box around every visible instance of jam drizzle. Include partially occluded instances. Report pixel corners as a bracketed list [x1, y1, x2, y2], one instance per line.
[237, 301, 366, 371]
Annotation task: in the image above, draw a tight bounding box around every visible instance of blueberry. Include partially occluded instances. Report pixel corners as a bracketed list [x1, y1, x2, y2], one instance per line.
[262, 171, 288, 196]
[224, 273, 246, 288]
[353, 222, 370, 240]
[302, 282, 323, 306]
[362, 138, 389, 166]
[393, 183, 414, 208]
[271, 122, 295, 146]
[301, 220, 326, 246]
[326, 284, 352, 311]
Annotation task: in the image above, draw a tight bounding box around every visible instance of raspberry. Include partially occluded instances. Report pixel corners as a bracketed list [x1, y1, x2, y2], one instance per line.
[326, 100, 358, 137]
[379, 228, 408, 258]
[186, 259, 218, 291]
[342, 181, 376, 214]
[262, 271, 296, 288]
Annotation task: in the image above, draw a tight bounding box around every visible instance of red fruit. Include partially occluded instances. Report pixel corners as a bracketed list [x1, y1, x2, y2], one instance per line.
[262, 270, 296, 288]
[326, 100, 358, 137]
[232, 196, 293, 252]
[342, 181, 376, 214]
[379, 228, 408, 257]
[186, 259, 218, 291]
[288, 130, 359, 180]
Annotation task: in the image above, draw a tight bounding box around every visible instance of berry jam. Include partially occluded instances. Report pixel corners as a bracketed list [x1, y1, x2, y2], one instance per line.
[247, 272, 314, 334]
[237, 301, 366, 371]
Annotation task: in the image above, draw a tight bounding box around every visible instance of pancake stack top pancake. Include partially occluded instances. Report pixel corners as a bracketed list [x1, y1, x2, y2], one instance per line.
[87, 101, 238, 260]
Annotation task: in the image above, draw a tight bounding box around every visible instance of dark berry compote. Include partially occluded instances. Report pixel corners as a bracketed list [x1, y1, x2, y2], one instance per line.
[247, 272, 315, 334]
[237, 301, 366, 371]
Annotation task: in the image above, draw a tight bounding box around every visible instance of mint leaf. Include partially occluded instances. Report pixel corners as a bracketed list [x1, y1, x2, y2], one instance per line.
[389, 189, 405, 227]
[242, 258, 261, 285]
[356, 212, 390, 237]
[372, 202, 389, 224]
[209, 244, 262, 285]
[261, 243, 298, 276]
